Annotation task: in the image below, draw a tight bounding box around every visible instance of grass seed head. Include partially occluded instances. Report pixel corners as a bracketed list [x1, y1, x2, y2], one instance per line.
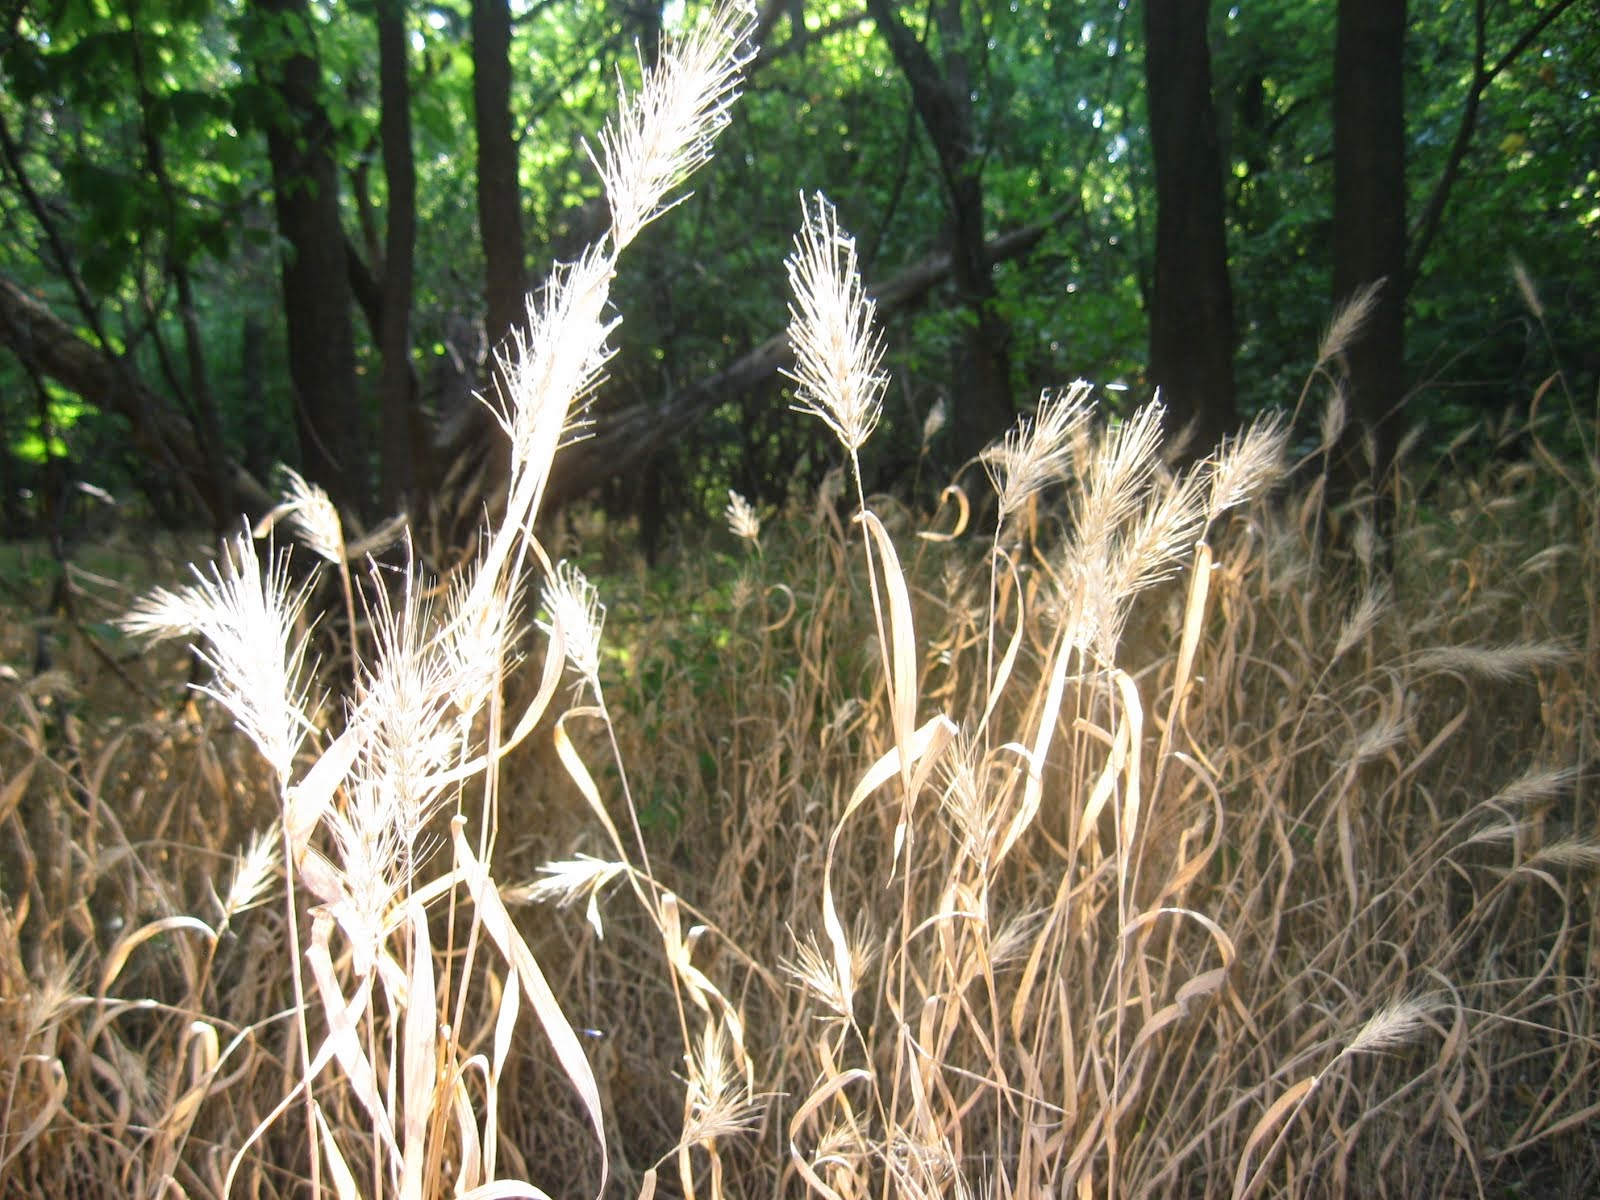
[784, 192, 886, 453]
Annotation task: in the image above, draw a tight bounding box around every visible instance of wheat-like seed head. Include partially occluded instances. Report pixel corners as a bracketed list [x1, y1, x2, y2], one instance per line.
[726, 489, 761, 542]
[492, 246, 619, 486]
[591, 0, 757, 252]
[983, 381, 1095, 516]
[1511, 256, 1545, 320]
[1319, 279, 1385, 368]
[280, 466, 345, 564]
[521, 855, 628, 939]
[1318, 383, 1348, 453]
[681, 1018, 763, 1144]
[120, 532, 316, 784]
[1527, 838, 1600, 869]
[1343, 994, 1443, 1057]
[318, 786, 402, 977]
[783, 931, 856, 1021]
[921, 397, 947, 447]
[1055, 400, 1171, 654]
[1071, 400, 1168, 565]
[1343, 706, 1411, 768]
[222, 829, 282, 920]
[1207, 410, 1289, 520]
[357, 563, 461, 853]
[438, 554, 521, 724]
[539, 559, 606, 689]
[1460, 820, 1526, 849]
[19, 958, 83, 1049]
[784, 192, 886, 453]
[1410, 640, 1572, 682]
[1108, 465, 1209, 605]
[937, 733, 994, 860]
[1332, 582, 1392, 661]
[1489, 765, 1581, 810]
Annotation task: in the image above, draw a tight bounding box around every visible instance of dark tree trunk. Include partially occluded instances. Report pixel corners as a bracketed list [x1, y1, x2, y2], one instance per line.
[1143, 0, 1237, 456]
[240, 307, 271, 483]
[377, 0, 418, 511]
[0, 388, 18, 535]
[127, 1, 235, 525]
[471, 0, 525, 358]
[1333, 0, 1406, 494]
[864, 0, 1013, 461]
[633, 0, 664, 70]
[250, 0, 369, 521]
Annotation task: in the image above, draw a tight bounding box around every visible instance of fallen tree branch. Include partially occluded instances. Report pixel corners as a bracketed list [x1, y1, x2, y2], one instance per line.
[533, 207, 1077, 509]
[0, 275, 274, 523]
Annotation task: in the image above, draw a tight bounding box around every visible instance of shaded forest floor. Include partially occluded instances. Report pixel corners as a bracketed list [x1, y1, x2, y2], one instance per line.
[0, 416, 1596, 1198]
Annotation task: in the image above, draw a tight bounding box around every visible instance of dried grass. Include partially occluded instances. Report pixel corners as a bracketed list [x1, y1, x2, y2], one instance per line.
[2, 4, 1597, 1195]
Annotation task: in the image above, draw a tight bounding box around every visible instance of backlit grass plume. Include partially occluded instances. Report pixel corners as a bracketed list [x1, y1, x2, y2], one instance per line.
[784, 192, 887, 464]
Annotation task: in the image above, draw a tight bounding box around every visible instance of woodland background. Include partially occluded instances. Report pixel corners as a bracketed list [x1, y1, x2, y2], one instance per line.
[0, 0, 1594, 552]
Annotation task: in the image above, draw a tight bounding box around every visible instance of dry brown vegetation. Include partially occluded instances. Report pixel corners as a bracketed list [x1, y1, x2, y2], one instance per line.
[2, 6, 1596, 1196]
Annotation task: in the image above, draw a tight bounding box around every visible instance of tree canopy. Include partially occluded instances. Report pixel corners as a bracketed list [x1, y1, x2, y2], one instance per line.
[1, 0, 1593, 550]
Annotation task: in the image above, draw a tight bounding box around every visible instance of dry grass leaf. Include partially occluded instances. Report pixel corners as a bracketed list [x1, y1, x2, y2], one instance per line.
[0, 757, 36, 825]
[820, 713, 956, 1002]
[553, 708, 629, 862]
[0, 1055, 67, 1177]
[312, 1102, 363, 1200]
[451, 818, 610, 1194]
[857, 509, 920, 766]
[482, 970, 520, 1182]
[98, 916, 216, 995]
[918, 485, 969, 543]
[1232, 1076, 1318, 1200]
[787, 1068, 874, 1200]
[304, 915, 397, 1159]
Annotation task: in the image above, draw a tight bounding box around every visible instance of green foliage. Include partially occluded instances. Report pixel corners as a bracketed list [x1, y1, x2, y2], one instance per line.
[8, 386, 87, 465]
[0, 0, 1595, 535]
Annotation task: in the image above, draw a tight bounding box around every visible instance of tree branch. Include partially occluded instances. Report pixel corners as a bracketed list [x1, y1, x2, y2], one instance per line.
[1408, 0, 1581, 282]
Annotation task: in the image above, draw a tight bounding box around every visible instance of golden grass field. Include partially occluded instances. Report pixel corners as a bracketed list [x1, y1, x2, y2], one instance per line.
[1, 6, 1595, 1196]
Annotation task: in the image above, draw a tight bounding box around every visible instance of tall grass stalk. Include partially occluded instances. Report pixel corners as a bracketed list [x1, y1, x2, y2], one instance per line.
[114, 4, 758, 1196]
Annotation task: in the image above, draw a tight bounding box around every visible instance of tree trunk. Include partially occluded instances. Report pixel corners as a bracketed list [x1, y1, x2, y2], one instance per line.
[864, 0, 1013, 461]
[1333, 0, 1406, 495]
[240, 306, 271, 483]
[377, 0, 418, 511]
[127, 1, 235, 524]
[1143, 0, 1237, 457]
[250, 0, 369, 521]
[471, 0, 525, 358]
